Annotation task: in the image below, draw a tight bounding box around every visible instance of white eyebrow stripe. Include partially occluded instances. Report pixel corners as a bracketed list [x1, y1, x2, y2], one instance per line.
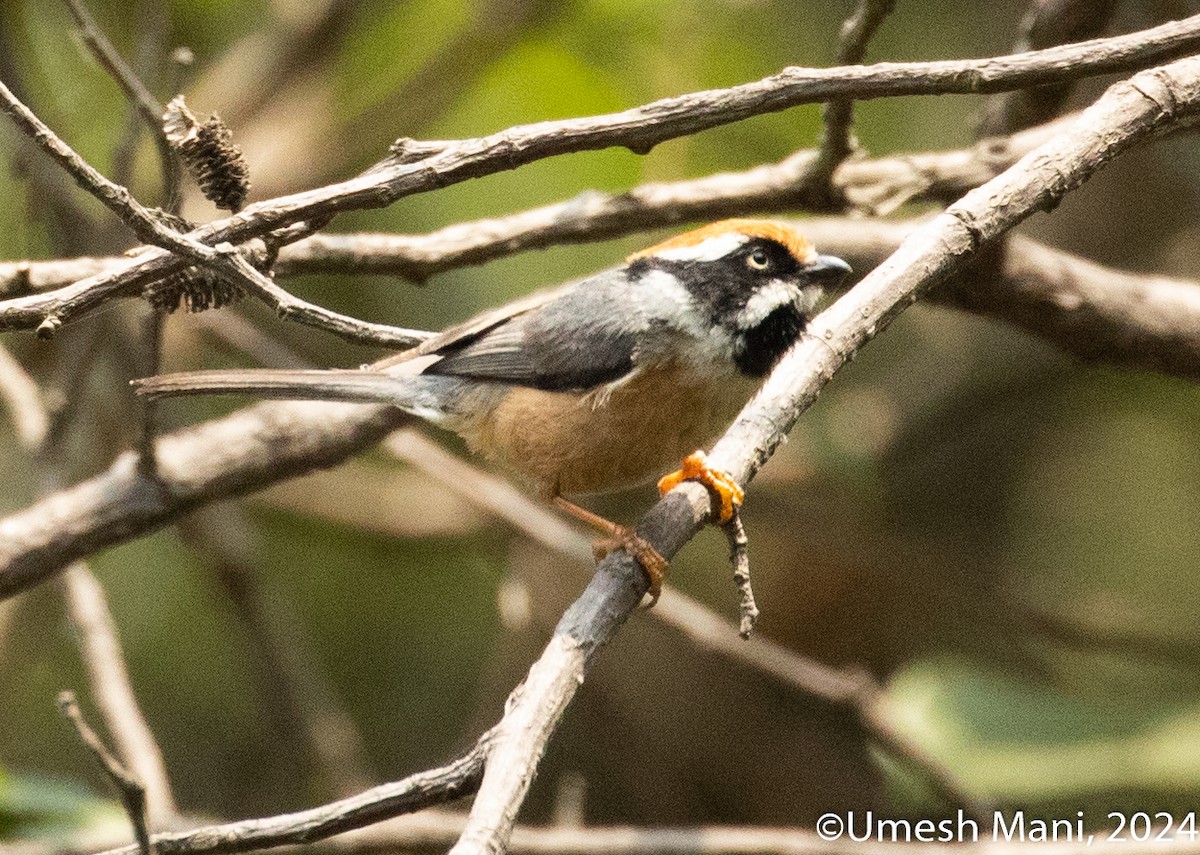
[652, 231, 749, 262]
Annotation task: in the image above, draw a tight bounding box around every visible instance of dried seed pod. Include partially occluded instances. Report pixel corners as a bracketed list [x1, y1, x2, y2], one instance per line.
[146, 266, 243, 314]
[163, 95, 250, 212]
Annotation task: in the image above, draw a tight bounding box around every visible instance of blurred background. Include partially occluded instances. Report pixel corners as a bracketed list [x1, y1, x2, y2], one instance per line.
[2, 0, 1200, 842]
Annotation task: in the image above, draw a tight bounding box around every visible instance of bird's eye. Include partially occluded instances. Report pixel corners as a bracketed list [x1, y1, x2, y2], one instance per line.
[746, 248, 771, 271]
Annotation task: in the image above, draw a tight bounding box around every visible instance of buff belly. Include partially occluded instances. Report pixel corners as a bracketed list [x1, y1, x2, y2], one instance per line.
[451, 364, 757, 497]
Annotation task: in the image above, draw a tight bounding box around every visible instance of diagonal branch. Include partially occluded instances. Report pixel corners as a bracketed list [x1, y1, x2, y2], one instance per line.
[94, 734, 490, 855]
[1, 15, 1199, 334]
[61, 0, 181, 209]
[0, 79, 213, 261]
[59, 690, 154, 855]
[0, 111, 1079, 295]
[448, 54, 1200, 855]
[4, 48, 1199, 855]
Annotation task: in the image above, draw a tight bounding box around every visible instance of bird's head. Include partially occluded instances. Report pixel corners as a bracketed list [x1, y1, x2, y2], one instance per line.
[627, 219, 852, 376]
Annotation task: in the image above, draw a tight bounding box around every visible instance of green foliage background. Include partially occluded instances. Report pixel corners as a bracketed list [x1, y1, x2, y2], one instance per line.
[1, 0, 1200, 837]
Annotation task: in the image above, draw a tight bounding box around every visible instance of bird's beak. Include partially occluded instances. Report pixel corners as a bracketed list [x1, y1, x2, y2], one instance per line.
[803, 254, 853, 284]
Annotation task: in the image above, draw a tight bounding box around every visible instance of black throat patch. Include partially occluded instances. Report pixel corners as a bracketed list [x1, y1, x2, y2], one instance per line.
[633, 236, 809, 378]
[732, 303, 806, 377]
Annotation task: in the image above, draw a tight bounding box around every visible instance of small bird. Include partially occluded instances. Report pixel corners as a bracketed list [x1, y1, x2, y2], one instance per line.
[135, 219, 851, 599]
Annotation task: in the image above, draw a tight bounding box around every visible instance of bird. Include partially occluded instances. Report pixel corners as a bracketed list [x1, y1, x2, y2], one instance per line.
[134, 219, 852, 600]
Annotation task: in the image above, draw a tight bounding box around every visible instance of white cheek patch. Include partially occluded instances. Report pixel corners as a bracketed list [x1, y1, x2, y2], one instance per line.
[633, 268, 736, 372]
[653, 231, 748, 262]
[736, 279, 802, 328]
[635, 267, 697, 325]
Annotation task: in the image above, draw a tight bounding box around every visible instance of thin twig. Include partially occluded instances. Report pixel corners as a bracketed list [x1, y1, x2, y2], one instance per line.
[95, 732, 493, 855]
[223, 252, 433, 348]
[722, 511, 757, 640]
[977, 0, 1121, 136]
[812, 0, 897, 204]
[0, 79, 216, 261]
[61, 0, 181, 209]
[58, 690, 155, 855]
[62, 565, 178, 823]
[0, 80, 427, 348]
[2, 16, 1199, 334]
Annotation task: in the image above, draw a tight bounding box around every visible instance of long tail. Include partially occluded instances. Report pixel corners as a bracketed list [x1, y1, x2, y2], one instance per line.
[132, 368, 411, 405]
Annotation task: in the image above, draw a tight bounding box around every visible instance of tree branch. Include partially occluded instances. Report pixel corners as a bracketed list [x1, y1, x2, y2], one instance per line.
[444, 56, 1200, 855]
[0, 112, 1076, 294]
[811, 0, 896, 202]
[1, 15, 1198, 333]
[977, 0, 1121, 136]
[61, 0, 181, 209]
[0, 79, 214, 261]
[94, 734, 491, 855]
[59, 690, 155, 855]
[62, 564, 178, 824]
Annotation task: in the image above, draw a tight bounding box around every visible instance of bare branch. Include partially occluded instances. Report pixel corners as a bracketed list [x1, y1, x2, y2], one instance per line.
[451, 55, 1200, 855]
[223, 252, 432, 348]
[0, 76, 426, 349]
[277, 114, 1075, 276]
[2, 16, 1198, 333]
[59, 690, 154, 855]
[0, 342, 49, 449]
[61, 0, 181, 208]
[721, 511, 757, 639]
[62, 565, 178, 823]
[812, 0, 897, 202]
[0, 79, 216, 261]
[801, 218, 1200, 382]
[16, 806, 1200, 855]
[94, 734, 491, 855]
[265, 813, 1200, 855]
[978, 0, 1121, 136]
[0, 400, 409, 599]
[1, 113, 1073, 294]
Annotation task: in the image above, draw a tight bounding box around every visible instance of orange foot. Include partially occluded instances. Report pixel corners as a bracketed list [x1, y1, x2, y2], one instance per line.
[553, 496, 669, 605]
[657, 450, 744, 523]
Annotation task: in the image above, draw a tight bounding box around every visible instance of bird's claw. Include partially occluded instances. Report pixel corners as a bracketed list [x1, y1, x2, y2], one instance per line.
[593, 527, 668, 606]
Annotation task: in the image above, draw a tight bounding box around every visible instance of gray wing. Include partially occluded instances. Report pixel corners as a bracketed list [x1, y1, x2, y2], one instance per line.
[422, 269, 641, 392]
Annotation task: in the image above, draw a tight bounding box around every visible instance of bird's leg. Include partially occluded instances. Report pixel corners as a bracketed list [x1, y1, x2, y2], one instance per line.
[552, 496, 668, 605]
[657, 450, 744, 522]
